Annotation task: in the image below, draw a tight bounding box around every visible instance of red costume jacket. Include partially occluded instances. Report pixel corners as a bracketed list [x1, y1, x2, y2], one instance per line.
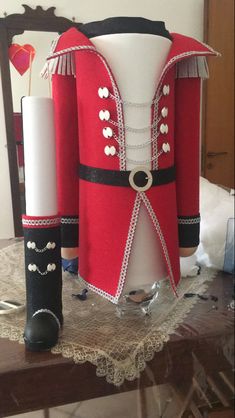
[43, 27, 217, 303]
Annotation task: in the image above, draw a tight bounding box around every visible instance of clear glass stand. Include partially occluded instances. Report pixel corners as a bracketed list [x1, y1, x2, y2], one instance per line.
[116, 281, 161, 318]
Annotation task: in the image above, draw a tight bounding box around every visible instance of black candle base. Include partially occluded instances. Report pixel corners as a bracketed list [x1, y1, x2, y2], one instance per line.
[24, 311, 61, 351]
[22, 215, 63, 351]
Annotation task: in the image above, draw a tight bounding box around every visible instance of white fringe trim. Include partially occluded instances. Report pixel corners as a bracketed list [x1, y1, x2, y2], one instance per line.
[176, 56, 209, 79]
[40, 34, 77, 79]
[41, 52, 76, 79]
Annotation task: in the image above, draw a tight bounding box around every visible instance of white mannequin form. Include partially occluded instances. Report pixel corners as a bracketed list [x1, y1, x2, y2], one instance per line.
[91, 33, 172, 291]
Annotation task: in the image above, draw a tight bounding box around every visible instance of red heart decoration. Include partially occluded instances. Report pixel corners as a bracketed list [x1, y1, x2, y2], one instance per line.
[9, 44, 36, 76]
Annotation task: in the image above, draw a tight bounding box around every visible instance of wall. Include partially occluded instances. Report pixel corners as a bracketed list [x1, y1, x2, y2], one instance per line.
[0, 0, 204, 238]
[0, 69, 15, 238]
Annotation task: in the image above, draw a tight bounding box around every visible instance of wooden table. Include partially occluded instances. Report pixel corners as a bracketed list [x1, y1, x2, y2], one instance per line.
[0, 271, 234, 417]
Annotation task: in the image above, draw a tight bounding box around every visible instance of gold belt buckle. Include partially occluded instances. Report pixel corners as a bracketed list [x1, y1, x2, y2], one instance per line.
[129, 166, 153, 192]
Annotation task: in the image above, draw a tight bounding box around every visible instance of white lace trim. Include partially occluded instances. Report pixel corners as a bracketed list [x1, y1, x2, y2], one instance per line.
[0, 242, 219, 387]
[178, 216, 201, 225]
[152, 93, 162, 170]
[53, 268, 218, 387]
[139, 192, 178, 295]
[61, 217, 79, 225]
[33, 309, 61, 329]
[116, 194, 142, 302]
[78, 274, 118, 304]
[22, 217, 60, 227]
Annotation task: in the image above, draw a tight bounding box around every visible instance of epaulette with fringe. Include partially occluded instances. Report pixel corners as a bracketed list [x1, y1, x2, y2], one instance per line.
[40, 35, 76, 79]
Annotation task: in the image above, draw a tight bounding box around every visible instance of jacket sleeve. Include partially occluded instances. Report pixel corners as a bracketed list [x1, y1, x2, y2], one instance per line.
[52, 73, 79, 248]
[174, 76, 202, 248]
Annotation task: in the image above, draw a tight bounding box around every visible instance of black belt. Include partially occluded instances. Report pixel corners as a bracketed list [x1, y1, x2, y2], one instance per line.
[79, 164, 175, 192]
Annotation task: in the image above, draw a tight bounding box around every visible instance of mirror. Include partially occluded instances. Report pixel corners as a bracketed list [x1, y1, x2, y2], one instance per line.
[0, 5, 81, 236]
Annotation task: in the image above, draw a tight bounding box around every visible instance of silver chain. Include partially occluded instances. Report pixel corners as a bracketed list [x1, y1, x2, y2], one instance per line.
[118, 149, 164, 164]
[113, 132, 160, 149]
[109, 92, 162, 108]
[109, 116, 161, 133]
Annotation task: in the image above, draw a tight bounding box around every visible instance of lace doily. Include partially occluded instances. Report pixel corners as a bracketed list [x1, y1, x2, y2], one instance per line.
[0, 242, 217, 386]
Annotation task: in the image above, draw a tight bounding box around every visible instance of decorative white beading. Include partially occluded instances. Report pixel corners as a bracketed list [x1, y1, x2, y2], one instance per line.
[22, 217, 60, 227]
[139, 192, 177, 295]
[61, 217, 79, 224]
[28, 263, 56, 275]
[178, 216, 201, 225]
[27, 241, 56, 252]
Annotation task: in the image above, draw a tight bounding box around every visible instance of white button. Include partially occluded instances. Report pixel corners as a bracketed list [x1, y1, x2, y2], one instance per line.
[103, 127, 113, 138]
[162, 142, 170, 153]
[163, 85, 170, 96]
[46, 241, 56, 249]
[104, 145, 116, 156]
[161, 107, 168, 118]
[47, 263, 56, 272]
[160, 123, 169, 134]
[98, 87, 109, 99]
[27, 241, 36, 249]
[99, 110, 110, 121]
[28, 263, 37, 272]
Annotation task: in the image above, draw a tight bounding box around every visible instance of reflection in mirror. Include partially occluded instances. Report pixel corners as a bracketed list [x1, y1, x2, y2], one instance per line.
[9, 31, 57, 215]
[0, 6, 81, 236]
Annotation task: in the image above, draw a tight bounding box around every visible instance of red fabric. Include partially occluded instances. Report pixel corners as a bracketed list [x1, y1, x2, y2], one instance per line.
[51, 28, 216, 300]
[52, 75, 79, 216]
[75, 52, 120, 170]
[79, 181, 136, 295]
[175, 78, 201, 216]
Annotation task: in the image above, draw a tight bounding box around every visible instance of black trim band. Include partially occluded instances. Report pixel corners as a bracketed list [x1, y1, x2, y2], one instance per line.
[79, 164, 176, 188]
[178, 222, 200, 248]
[80, 17, 172, 40]
[61, 216, 79, 248]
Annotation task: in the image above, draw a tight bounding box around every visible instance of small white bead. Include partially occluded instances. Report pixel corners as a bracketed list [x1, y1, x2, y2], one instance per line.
[46, 241, 56, 249]
[163, 84, 170, 96]
[160, 123, 168, 134]
[28, 263, 37, 272]
[47, 263, 56, 272]
[103, 127, 113, 138]
[104, 145, 116, 156]
[27, 241, 36, 249]
[161, 107, 168, 118]
[99, 110, 110, 121]
[162, 142, 170, 153]
[98, 87, 109, 99]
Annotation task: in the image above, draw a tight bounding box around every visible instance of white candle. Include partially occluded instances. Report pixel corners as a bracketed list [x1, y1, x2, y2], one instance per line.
[22, 96, 57, 216]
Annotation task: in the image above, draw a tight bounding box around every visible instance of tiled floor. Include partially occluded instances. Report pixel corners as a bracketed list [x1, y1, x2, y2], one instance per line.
[6, 392, 141, 418]
[3, 387, 169, 418]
